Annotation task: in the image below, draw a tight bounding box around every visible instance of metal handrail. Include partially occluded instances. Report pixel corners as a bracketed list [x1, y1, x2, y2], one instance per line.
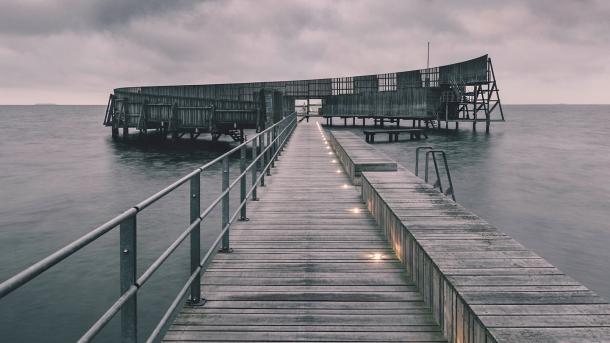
[0, 112, 298, 343]
[423, 150, 456, 201]
[414, 146, 434, 176]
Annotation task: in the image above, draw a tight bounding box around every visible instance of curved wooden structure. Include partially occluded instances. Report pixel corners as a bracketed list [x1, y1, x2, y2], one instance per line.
[104, 54, 504, 140]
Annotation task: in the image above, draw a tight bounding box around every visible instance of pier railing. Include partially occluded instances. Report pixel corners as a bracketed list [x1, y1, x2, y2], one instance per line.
[0, 112, 298, 342]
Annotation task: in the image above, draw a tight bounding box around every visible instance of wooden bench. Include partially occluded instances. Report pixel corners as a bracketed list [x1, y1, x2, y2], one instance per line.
[363, 128, 427, 143]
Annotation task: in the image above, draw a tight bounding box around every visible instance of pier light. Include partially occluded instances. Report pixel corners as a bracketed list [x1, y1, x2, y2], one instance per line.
[331, 159, 337, 163]
[371, 253, 383, 260]
[328, 152, 333, 155]
[336, 169, 342, 174]
[351, 208, 360, 213]
[341, 184, 349, 189]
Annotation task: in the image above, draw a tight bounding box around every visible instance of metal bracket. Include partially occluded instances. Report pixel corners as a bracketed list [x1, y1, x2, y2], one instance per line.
[186, 298, 206, 307]
[218, 247, 234, 254]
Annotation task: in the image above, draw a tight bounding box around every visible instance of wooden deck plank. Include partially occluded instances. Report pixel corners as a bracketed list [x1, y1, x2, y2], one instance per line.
[164, 120, 447, 342]
[361, 166, 610, 342]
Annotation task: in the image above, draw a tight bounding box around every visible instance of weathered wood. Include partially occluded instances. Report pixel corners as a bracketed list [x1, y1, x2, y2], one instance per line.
[360, 166, 610, 342]
[327, 130, 397, 184]
[164, 120, 447, 342]
[363, 128, 428, 143]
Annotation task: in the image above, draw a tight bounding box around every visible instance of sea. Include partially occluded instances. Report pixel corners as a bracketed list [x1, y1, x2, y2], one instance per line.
[1, 104, 609, 341]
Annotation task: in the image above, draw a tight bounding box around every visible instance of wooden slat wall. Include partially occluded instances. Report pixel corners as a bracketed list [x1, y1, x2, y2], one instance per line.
[438, 55, 488, 85]
[322, 88, 439, 118]
[111, 55, 490, 120]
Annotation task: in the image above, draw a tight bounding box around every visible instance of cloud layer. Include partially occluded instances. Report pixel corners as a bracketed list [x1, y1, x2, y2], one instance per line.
[0, 0, 608, 104]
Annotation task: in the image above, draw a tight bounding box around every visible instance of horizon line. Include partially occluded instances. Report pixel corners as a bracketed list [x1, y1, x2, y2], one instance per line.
[1, 103, 610, 106]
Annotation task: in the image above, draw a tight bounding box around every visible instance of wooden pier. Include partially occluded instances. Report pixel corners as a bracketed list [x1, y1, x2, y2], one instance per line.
[164, 120, 447, 342]
[3, 116, 609, 343]
[165, 120, 610, 342]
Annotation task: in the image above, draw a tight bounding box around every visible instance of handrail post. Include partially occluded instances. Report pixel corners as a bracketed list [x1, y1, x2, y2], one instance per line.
[259, 134, 265, 186]
[273, 126, 278, 161]
[431, 152, 443, 193]
[188, 174, 204, 305]
[415, 146, 433, 176]
[440, 152, 456, 201]
[239, 145, 249, 220]
[277, 123, 283, 156]
[424, 152, 430, 182]
[266, 131, 272, 175]
[220, 157, 232, 253]
[120, 215, 137, 343]
[251, 137, 259, 200]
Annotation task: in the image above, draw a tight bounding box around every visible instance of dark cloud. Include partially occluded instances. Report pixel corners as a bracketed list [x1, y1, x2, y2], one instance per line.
[0, 0, 199, 35]
[0, 0, 608, 104]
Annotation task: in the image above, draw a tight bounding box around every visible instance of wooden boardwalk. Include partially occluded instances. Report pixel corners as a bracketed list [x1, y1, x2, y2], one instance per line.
[164, 120, 447, 342]
[362, 170, 610, 342]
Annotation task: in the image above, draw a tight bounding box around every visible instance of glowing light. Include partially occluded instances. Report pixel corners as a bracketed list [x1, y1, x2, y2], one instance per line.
[336, 169, 342, 173]
[371, 253, 383, 260]
[328, 152, 333, 155]
[331, 160, 337, 163]
[352, 208, 361, 213]
[342, 184, 349, 189]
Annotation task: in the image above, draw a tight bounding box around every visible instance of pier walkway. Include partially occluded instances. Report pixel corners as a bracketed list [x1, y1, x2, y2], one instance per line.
[164, 120, 448, 342]
[3, 114, 609, 342]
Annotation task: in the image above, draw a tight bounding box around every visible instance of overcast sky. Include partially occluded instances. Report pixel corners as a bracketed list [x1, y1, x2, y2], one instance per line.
[0, 0, 608, 104]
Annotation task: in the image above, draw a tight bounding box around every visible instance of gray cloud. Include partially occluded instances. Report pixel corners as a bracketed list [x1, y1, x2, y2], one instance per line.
[0, 0, 199, 35]
[0, 0, 608, 104]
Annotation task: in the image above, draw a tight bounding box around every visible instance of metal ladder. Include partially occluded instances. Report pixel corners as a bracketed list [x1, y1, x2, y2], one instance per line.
[415, 147, 456, 201]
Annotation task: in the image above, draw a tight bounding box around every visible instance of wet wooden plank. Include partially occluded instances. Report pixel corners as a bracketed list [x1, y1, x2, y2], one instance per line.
[164, 120, 446, 342]
[361, 165, 610, 343]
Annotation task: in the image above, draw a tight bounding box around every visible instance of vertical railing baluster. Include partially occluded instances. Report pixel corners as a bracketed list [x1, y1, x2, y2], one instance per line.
[259, 134, 265, 186]
[188, 174, 203, 305]
[252, 137, 259, 199]
[220, 157, 231, 252]
[266, 131, 272, 175]
[120, 215, 137, 343]
[273, 126, 278, 162]
[239, 145, 248, 220]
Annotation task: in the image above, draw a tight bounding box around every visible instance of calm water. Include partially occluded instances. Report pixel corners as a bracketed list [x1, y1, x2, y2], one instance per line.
[1, 105, 609, 341]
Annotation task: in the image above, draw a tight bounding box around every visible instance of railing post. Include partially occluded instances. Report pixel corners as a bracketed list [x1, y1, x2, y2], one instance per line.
[188, 174, 204, 305]
[239, 145, 248, 220]
[266, 131, 272, 175]
[220, 157, 232, 253]
[251, 137, 259, 200]
[273, 126, 278, 161]
[277, 124, 283, 156]
[120, 215, 137, 343]
[259, 134, 265, 186]
[425, 152, 430, 183]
